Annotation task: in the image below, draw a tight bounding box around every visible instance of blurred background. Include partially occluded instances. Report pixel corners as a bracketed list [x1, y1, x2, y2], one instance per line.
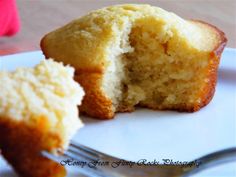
[0, 0, 235, 55]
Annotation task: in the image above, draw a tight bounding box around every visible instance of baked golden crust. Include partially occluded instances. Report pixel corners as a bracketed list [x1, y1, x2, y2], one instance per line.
[189, 20, 227, 112]
[0, 117, 66, 177]
[41, 4, 227, 119]
[74, 71, 115, 119]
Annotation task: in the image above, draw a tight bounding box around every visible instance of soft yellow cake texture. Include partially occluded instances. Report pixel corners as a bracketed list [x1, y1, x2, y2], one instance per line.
[41, 4, 227, 119]
[0, 59, 84, 177]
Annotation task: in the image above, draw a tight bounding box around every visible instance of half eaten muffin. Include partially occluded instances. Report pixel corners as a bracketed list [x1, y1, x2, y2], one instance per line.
[41, 4, 227, 119]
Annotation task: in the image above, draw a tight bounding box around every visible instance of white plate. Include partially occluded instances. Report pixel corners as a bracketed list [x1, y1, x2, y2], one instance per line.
[0, 48, 236, 177]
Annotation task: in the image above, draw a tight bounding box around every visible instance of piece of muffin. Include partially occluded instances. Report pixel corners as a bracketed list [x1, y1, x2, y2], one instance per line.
[0, 60, 84, 177]
[41, 4, 227, 119]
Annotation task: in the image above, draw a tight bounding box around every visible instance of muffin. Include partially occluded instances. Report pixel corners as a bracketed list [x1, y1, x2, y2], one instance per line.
[0, 60, 84, 177]
[41, 4, 227, 119]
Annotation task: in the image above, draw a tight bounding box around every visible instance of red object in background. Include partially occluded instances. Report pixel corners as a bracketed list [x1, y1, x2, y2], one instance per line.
[0, 0, 20, 36]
